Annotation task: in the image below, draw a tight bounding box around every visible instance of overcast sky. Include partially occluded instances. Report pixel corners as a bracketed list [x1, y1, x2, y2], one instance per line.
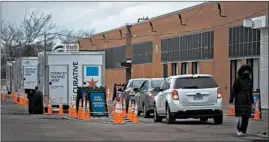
[1, 1, 203, 34]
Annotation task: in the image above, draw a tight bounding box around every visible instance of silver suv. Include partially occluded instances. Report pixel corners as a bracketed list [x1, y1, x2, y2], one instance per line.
[153, 74, 223, 124]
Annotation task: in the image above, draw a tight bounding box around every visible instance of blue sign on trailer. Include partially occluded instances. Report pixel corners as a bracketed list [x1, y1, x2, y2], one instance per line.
[89, 92, 107, 117]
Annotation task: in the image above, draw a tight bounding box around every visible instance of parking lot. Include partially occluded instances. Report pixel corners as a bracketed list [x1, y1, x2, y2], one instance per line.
[1, 98, 268, 141]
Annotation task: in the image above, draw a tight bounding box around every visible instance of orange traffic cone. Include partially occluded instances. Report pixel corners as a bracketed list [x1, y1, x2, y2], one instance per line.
[127, 100, 133, 121]
[78, 99, 82, 119]
[72, 105, 78, 118]
[253, 99, 261, 121]
[84, 100, 91, 120]
[227, 104, 235, 116]
[112, 100, 125, 124]
[106, 88, 111, 115]
[81, 98, 87, 120]
[122, 98, 127, 118]
[131, 101, 139, 124]
[68, 97, 72, 117]
[58, 97, 64, 116]
[45, 97, 53, 115]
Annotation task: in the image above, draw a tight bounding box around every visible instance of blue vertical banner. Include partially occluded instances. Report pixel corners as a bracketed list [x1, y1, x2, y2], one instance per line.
[89, 92, 107, 117]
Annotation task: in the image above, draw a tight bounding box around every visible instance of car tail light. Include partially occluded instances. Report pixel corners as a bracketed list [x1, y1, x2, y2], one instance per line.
[217, 88, 222, 98]
[148, 92, 153, 99]
[171, 90, 179, 100]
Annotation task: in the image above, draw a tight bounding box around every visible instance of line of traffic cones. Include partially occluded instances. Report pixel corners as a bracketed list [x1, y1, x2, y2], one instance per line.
[68, 98, 91, 121]
[111, 98, 139, 125]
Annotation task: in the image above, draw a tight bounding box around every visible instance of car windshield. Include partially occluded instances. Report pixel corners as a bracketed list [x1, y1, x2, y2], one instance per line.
[127, 80, 146, 89]
[174, 76, 218, 89]
[151, 79, 165, 88]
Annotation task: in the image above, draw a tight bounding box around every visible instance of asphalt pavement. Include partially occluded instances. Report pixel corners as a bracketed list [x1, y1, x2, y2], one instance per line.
[1, 99, 268, 141]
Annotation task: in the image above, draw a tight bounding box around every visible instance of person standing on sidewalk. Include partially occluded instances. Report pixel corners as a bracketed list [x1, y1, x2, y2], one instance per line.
[230, 64, 255, 136]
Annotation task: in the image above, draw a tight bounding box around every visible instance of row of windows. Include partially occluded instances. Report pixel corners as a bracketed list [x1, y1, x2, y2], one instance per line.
[161, 31, 214, 63]
[132, 41, 153, 64]
[104, 25, 261, 68]
[229, 26, 261, 58]
[105, 46, 126, 69]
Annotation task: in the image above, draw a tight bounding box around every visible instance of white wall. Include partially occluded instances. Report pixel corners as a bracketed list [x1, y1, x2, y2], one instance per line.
[260, 28, 268, 109]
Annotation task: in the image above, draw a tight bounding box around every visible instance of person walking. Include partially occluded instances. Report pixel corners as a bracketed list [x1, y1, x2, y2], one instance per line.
[229, 64, 254, 137]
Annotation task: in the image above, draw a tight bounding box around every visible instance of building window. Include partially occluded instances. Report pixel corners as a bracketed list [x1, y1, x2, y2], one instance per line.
[192, 62, 199, 74]
[132, 41, 153, 64]
[179, 31, 214, 61]
[161, 37, 180, 63]
[163, 64, 168, 78]
[171, 63, 178, 75]
[229, 26, 260, 58]
[161, 31, 214, 63]
[105, 46, 126, 69]
[181, 63, 188, 74]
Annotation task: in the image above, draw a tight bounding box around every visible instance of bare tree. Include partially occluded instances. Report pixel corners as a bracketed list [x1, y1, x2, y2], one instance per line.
[20, 10, 56, 45]
[1, 20, 23, 61]
[58, 28, 95, 44]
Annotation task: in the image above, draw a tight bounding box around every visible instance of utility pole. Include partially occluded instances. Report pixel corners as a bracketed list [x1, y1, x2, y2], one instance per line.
[125, 24, 132, 82]
[44, 32, 47, 94]
[19, 41, 22, 99]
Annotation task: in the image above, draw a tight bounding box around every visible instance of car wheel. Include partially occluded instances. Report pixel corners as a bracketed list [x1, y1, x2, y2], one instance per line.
[200, 117, 208, 122]
[153, 104, 162, 123]
[143, 104, 150, 118]
[165, 105, 175, 124]
[213, 114, 223, 125]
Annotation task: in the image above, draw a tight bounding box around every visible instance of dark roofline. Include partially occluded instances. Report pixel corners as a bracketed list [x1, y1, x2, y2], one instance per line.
[91, 1, 215, 37]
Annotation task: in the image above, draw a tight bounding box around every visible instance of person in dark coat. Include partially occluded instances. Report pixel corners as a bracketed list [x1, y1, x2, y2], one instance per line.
[229, 64, 254, 136]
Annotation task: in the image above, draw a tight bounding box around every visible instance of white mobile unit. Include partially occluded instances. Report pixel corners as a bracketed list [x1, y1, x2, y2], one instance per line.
[14, 57, 38, 94]
[38, 51, 105, 108]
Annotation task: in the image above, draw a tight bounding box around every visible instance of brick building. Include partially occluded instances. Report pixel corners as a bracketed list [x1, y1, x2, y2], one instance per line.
[79, 1, 269, 106]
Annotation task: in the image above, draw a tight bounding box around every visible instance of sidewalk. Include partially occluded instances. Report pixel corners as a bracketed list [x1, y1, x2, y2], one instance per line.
[223, 105, 268, 138]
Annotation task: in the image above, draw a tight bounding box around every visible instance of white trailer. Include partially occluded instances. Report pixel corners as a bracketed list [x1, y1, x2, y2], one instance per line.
[14, 57, 38, 96]
[37, 51, 105, 110]
[5, 61, 13, 94]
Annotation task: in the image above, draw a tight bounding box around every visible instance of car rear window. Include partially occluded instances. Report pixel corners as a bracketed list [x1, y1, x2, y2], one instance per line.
[127, 80, 146, 88]
[151, 79, 165, 88]
[174, 76, 218, 89]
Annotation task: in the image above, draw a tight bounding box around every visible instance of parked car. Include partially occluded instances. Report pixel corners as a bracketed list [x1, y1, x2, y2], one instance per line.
[122, 78, 148, 112]
[134, 78, 165, 118]
[153, 74, 223, 125]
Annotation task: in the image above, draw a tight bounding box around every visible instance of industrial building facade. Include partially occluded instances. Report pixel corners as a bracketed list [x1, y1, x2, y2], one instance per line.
[79, 1, 268, 107]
